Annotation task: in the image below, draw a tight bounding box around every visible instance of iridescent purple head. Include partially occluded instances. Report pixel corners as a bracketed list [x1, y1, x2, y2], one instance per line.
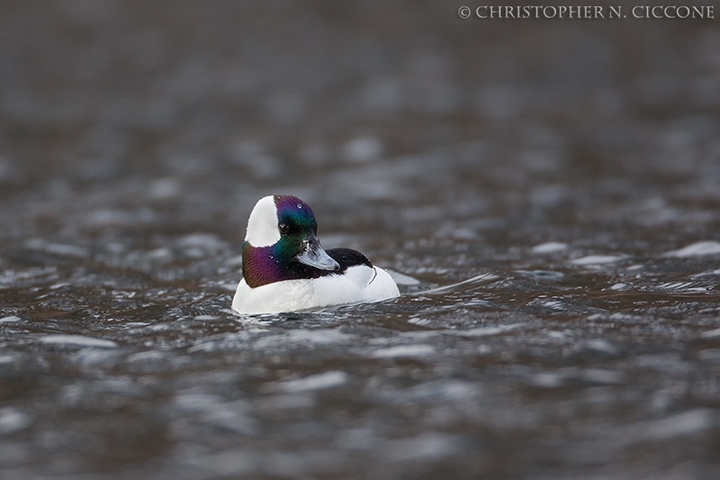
[242, 195, 339, 288]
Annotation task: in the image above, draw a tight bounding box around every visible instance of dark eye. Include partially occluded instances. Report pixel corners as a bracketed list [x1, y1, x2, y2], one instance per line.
[278, 223, 290, 235]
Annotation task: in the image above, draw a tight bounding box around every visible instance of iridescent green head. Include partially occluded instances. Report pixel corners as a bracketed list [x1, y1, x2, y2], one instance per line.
[242, 195, 339, 288]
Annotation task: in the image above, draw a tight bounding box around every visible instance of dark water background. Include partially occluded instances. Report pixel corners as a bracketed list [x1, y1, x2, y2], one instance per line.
[2, 1, 720, 478]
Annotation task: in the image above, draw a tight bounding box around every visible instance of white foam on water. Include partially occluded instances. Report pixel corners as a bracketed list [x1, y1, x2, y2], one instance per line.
[285, 328, 355, 345]
[0, 267, 57, 287]
[664, 241, 720, 258]
[691, 269, 720, 278]
[25, 239, 88, 257]
[700, 327, 720, 339]
[531, 372, 565, 388]
[698, 349, 720, 363]
[641, 409, 715, 441]
[271, 371, 348, 393]
[421, 272, 499, 295]
[570, 255, 623, 266]
[0, 407, 31, 434]
[126, 350, 166, 363]
[0, 316, 20, 323]
[531, 241, 568, 253]
[39, 335, 118, 348]
[0, 355, 14, 365]
[584, 339, 618, 355]
[371, 344, 435, 358]
[252, 329, 354, 351]
[657, 281, 696, 290]
[408, 316, 432, 326]
[446, 323, 522, 338]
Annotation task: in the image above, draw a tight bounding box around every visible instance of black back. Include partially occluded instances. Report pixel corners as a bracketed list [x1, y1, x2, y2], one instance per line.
[326, 248, 373, 273]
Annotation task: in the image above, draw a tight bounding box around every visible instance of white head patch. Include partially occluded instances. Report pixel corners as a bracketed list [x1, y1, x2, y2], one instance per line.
[245, 196, 280, 247]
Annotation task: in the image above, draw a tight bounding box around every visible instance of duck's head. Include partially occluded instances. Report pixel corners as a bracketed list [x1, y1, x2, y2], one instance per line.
[241, 195, 340, 288]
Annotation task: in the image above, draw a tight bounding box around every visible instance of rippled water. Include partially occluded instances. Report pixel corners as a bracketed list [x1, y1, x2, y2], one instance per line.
[2, 2, 720, 479]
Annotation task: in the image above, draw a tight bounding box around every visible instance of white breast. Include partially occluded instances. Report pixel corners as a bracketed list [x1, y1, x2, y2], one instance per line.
[231, 265, 399, 315]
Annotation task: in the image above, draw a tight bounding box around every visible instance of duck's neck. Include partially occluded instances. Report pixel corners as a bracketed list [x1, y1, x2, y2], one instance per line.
[242, 243, 281, 288]
[242, 242, 331, 288]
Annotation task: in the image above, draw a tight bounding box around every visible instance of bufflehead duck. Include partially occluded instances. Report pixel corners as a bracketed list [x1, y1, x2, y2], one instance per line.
[232, 195, 400, 314]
